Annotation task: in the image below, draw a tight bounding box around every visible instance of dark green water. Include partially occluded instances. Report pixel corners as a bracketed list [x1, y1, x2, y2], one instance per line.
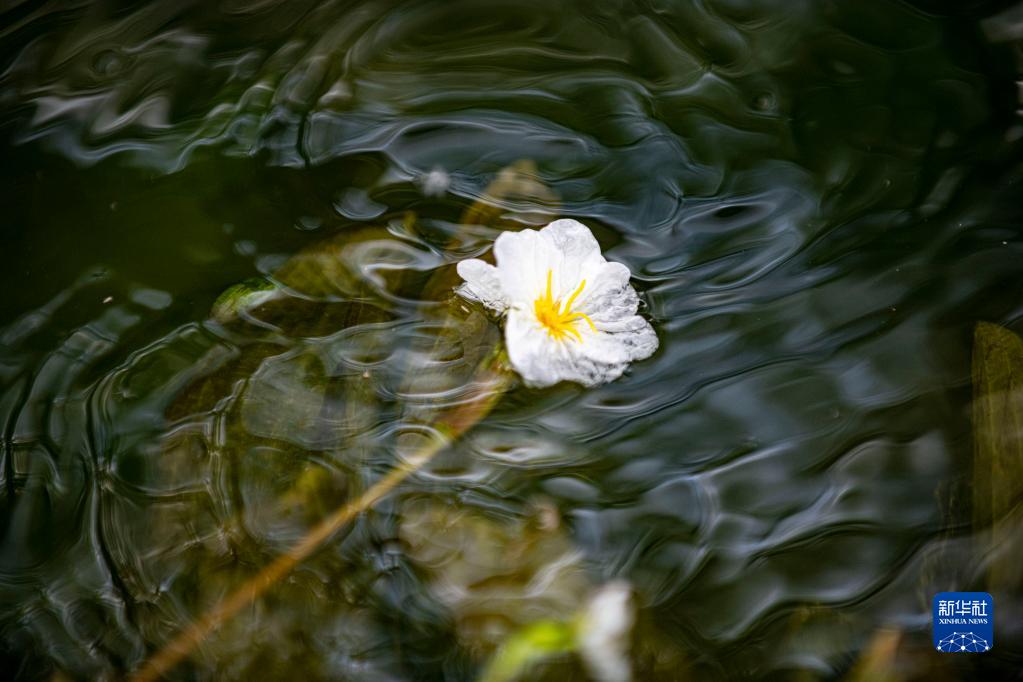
[2, 0, 1023, 679]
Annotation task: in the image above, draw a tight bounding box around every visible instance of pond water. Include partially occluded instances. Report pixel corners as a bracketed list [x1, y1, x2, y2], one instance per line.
[2, 0, 1023, 680]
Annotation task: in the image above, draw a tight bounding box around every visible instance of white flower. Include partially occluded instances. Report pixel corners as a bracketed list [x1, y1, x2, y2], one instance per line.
[578, 581, 635, 682]
[456, 219, 658, 388]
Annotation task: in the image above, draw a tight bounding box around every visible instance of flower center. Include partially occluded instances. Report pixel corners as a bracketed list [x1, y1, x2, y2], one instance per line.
[533, 269, 598, 342]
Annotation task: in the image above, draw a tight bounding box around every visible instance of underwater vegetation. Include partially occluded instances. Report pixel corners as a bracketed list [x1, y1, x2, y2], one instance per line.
[2, 0, 1023, 680]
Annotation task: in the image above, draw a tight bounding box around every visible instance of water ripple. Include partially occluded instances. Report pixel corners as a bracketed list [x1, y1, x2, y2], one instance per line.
[2, 0, 1023, 679]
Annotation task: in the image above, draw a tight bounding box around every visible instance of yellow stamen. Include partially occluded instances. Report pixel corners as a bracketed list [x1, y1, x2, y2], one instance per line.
[533, 269, 597, 342]
[564, 279, 586, 311]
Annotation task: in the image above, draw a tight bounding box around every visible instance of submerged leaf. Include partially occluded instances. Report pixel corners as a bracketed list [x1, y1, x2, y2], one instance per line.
[461, 159, 560, 229]
[272, 226, 440, 304]
[128, 161, 555, 678]
[399, 499, 590, 654]
[972, 321, 1023, 590]
[478, 581, 637, 682]
[211, 277, 280, 324]
[479, 620, 576, 682]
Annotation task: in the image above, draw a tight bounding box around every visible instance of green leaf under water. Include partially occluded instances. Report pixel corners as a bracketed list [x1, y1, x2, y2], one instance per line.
[211, 276, 279, 323]
[478, 619, 578, 682]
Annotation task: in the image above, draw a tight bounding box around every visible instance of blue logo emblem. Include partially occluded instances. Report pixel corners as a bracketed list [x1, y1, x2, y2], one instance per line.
[933, 592, 993, 653]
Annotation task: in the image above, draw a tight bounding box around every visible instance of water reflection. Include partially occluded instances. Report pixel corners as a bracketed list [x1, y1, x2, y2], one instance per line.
[2, 0, 1023, 680]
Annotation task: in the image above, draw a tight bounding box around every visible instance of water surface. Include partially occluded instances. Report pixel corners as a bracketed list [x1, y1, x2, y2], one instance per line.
[2, 0, 1023, 679]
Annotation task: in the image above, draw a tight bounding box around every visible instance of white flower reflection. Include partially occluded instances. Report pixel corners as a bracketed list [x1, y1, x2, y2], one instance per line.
[456, 219, 658, 388]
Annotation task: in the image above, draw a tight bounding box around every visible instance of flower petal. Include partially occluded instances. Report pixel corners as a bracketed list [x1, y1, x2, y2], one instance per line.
[494, 219, 607, 303]
[505, 308, 568, 387]
[456, 258, 508, 312]
[538, 219, 606, 298]
[579, 315, 659, 367]
[579, 581, 635, 682]
[505, 308, 658, 388]
[571, 261, 639, 324]
[492, 227, 551, 303]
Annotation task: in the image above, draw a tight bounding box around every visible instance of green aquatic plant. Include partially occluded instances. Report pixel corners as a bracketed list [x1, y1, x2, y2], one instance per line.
[480, 620, 577, 682]
[130, 320, 512, 680]
[211, 277, 280, 323]
[399, 498, 590, 654]
[477, 581, 635, 682]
